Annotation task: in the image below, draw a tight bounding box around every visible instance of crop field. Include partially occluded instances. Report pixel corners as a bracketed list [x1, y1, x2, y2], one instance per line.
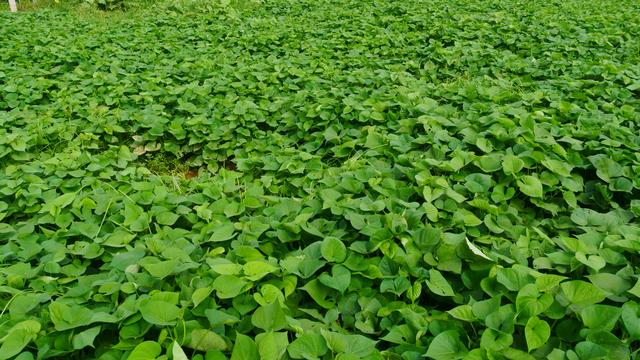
[1, 0, 640, 359]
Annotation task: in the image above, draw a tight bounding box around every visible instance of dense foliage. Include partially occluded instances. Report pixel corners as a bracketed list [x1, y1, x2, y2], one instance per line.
[1, 0, 640, 359]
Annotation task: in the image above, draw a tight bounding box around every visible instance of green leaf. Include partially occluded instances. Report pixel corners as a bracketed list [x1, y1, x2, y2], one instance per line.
[516, 284, 553, 319]
[318, 265, 351, 293]
[320, 329, 378, 357]
[243, 261, 278, 281]
[517, 175, 543, 198]
[128, 341, 162, 360]
[502, 154, 524, 175]
[425, 330, 468, 360]
[46, 192, 77, 216]
[138, 299, 181, 326]
[447, 305, 476, 322]
[72, 326, 101, 350]
[302, 279, 335, 309]
[230, 333, 259, 360]
[560, 280, 606, 308]
[49, 302, 108, 331]
[123, 202, 149, 232]
[256, 331, 289, 360]
[575, 252, 606, 272]
[207, 222, 237, 242]
[457, 209, 482, 227]
[535, 274, 567, 292]
[172, 341, 189, 360]
[212, 275, 248, 299]
[287, 333, 328, 360]
[627, 278, 640, 299]
[480, 328, 513, 352]
[413, 226, 442, 250]
[426, 269, 455, 297]
[0, 320, 41, 360]
[465, 238, 493, 261]
[542, 159, 573, 177]
[575, 341, 608, 359]
[320, 237, 347, 263]
[586, 331, 629, 359]
[464, 173, 493, 193]
[380, 276, 412, 296]
[205, 309, 240, 328]
[472, 297, 501, 320]
[192, 287, 213, 308]
[251, 302, 287, 332]
[581, 305, 621, 331]
[621, 302, 640, 340]
[187, 329, 227, 351]
[589, 154, 624, 182]
[8, 293, 49, 316]
[156, 211, 180, 225]
[319, 189, 342, 208]
[525, 317, 550, 351]
[142, 259, 179, 279]
[497, 266, 533, 291]
[587, 273, 631, 297]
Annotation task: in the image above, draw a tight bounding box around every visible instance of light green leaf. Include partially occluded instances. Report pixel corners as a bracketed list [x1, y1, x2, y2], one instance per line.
[542, 159, 573, 177]
[128, 341, 162, 360]
[256, 331, 289, 360]
[45, 192, 77, 216]
[380, 276, 412, 296]
[124, 202, 149, 232]
[581, 305, 621, 331]
[0, 320, 41, 360]
[465, 238, 493, 261]
[560, 280, 606, 308]
[49, 302, 100, 331]
[212, 275, 248, 299]
[464, 173, 493, 193]
[192, 287, 213, 308]
[156, 211, 179, 225]
[472, 297, 501, 320]
[207, 222, 237, 242]
[497, 266, 533, 291]
[320, 329, 377, 357]
[72, 326, 101, 350]
[172, 341, 189, 360]
[230, 333, 259, 360]
[575, 341, 608, 359]
[627, 278, 640, 299]
[187, 329, 227, 351]
[251, 302, 287, 332]
[535, 274, 567, 292]
[318, 265, 351, 293]
[302, 279, 335, 309]
[142, 259, 179, 279]
[243, 261, 278, 281]
[287, 333, 328, 360]
[425, 330, 468, 360]
[589, 154, 624, 182]
[502, 154, 524, 175]
[320, 237, 347, 263]
[516, 284, 553, 319]
[621, 302, 640, 340]
[587, 273, 631, 297]
[575, 252, 606, 272]
[517, 175, 543, 198]
[525, 317, 550, 351]
[447, 305, 476, 322]
[426, 269, 455, 297]
[138, 299, 181, 326]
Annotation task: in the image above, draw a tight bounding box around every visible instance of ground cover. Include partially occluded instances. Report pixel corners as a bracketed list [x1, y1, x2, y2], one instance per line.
[1, 0, 640, 359]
